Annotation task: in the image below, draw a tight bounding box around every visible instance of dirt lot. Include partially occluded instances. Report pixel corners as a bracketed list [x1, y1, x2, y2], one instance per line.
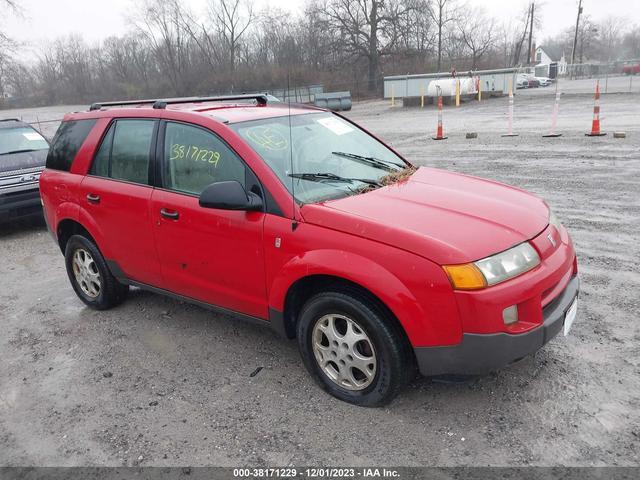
[1, 87, 639, 467]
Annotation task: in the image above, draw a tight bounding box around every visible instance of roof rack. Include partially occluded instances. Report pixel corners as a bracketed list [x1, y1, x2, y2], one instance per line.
[89, 94, 268, 111]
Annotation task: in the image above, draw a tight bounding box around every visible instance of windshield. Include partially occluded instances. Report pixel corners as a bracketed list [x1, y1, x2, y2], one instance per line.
[231, 112, 407, 203]
[0, 126, 49, 156]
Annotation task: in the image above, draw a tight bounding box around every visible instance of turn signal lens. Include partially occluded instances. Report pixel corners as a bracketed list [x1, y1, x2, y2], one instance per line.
[443, 263, 487, 291]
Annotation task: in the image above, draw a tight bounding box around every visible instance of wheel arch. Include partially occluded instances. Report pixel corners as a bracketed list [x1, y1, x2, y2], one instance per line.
[56, 218, 97, 254]
[280, 274, 406, 339]
[55, 203, 113, 257]
[268, 250, 426, 346]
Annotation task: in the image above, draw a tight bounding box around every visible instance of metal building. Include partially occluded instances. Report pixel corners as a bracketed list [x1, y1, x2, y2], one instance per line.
[383, 68, 519, 100]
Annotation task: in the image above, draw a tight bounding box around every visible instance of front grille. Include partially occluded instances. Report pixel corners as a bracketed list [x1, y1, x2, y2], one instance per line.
[0, 166, 44, 177]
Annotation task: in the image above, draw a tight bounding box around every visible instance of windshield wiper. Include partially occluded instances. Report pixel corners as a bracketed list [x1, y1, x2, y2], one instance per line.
[289, 172, 382, 187]
[331, 151, 405, 172]
[0, 149, 38, 156]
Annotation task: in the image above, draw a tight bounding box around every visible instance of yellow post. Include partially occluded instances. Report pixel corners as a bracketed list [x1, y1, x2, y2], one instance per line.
[420, 84, 424, 108]
[455, 79, 460, 107]
[478, 79, 482, 102]
[391, 85, 395, 107]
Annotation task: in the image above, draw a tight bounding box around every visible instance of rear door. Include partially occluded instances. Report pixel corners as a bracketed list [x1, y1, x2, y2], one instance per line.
[79, 118, 162, 286]
[149, 120, 268, 318]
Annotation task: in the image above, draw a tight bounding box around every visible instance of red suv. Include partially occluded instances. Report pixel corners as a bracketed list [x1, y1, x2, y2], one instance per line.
[40, 95, 579, 406]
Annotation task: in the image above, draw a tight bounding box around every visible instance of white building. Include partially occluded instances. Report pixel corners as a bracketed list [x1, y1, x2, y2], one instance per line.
[534, 46, 568, 78]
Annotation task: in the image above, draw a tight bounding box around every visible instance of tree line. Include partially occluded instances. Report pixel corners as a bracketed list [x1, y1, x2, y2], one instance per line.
[1, 0, 639, 107]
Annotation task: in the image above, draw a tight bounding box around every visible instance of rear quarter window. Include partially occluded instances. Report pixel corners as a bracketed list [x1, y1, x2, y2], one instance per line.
[46, 119, 97, 171]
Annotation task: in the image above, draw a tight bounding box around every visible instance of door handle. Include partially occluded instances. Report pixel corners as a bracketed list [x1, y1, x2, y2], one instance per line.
[87, 193, 100, 204]
[160, 208, 180, 220]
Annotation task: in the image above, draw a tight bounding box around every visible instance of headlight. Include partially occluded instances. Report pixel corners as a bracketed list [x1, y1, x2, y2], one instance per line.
[474, 242, 540, 286]
[444, 242, 540, 290]
[549, 209, 562, 230]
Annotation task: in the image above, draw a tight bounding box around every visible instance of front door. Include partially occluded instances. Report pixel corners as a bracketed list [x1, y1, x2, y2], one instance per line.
[150, 121, 268, 319]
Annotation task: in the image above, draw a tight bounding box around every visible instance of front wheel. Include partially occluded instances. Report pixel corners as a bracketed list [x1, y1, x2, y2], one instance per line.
[64, 235, 128, 310]
[296, 291, 414, 407]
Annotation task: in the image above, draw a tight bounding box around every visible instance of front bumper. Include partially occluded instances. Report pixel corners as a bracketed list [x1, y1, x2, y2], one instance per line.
[0, 188, 42, 222]
[414, 275, 579, 376]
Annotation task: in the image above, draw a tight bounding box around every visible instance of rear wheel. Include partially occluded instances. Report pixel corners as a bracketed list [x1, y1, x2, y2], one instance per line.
[296, 291, 414, 407]
[64, 235, 128, 310]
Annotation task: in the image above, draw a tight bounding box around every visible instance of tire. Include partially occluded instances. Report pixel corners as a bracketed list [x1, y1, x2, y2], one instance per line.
[296, 290, 415, 407]
[64, 234, 128, 310]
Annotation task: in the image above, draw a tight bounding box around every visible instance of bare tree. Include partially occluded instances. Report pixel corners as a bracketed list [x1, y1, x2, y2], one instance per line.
[4, 61, 33, 99]
[132, 0, 194, 96]
[395, 0, 434, 61]
[621, 25, 640, 59]
[457, 7, 495, 69]
[323, 0, 417, 92]
[298, 2, 334, 71]
[430, 0, 456, 72]
[101, 35, 155, 97]
[34, 47, 62, 104]
[598, 16, 627, 63]
[2, 0, 19, 8]
[0, 0, 22, 99]
[577, 16, 598, 63]
[208, 0, 254, 89]
[510, 3, 540, 67]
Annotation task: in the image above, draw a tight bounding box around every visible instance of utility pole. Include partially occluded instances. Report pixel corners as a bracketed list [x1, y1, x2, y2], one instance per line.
[437, 0, 444, 73]
[570, 0, 583, 78]
[527, 2, 535, 65]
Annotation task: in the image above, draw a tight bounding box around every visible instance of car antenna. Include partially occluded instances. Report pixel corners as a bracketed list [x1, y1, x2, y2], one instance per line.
[287, 72, 298, 232]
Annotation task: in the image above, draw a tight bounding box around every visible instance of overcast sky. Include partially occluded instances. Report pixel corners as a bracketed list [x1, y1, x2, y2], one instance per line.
[3, 0, 639, 57]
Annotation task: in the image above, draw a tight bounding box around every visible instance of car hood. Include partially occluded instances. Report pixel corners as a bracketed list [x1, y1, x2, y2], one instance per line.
[300, 167, 549, 265]
[0, 149, 48, 174]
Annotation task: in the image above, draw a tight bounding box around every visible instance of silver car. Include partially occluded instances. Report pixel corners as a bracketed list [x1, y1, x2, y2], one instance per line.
[0, 119, 49, 222]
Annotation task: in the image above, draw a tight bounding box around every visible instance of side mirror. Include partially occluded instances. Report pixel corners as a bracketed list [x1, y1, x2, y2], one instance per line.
[199, 181, 263, 211]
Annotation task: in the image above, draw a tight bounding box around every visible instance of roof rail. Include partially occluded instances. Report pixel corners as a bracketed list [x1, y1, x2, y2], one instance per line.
[0, 118, 21, 123]
[89, 94, 268, 111]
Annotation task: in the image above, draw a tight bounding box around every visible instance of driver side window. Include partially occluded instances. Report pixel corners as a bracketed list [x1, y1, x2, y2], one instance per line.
[163, 122, 245, 195]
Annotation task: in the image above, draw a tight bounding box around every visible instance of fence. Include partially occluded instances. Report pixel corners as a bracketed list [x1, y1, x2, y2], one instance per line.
[563, 62, 639, 94]
[265, 84, 324, 103]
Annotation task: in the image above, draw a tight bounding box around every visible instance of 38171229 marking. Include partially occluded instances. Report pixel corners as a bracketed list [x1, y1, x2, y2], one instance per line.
[170, 143, 221, 166]
[232, 468, 298, 478]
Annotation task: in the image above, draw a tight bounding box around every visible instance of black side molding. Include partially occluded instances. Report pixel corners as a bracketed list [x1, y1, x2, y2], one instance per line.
[105, 259, 281, 334]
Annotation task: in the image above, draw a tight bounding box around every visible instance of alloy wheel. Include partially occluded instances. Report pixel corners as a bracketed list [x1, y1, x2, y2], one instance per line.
[312, 314, 377, 391]
[72, 248, 102, 298]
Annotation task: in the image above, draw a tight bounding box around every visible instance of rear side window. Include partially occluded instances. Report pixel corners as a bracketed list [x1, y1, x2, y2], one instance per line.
[91, 124, 114, 178]
[46, 119, 97, 171]
[90, 119, 156, 185]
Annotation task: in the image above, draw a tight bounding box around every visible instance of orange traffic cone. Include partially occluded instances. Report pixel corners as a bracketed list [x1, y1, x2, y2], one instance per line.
[432, 95, 447, 140]
[586, 81, 606, 137]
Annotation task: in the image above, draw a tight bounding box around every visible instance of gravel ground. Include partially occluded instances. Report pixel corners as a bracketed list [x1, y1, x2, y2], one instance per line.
[1, 88, 639, 467]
